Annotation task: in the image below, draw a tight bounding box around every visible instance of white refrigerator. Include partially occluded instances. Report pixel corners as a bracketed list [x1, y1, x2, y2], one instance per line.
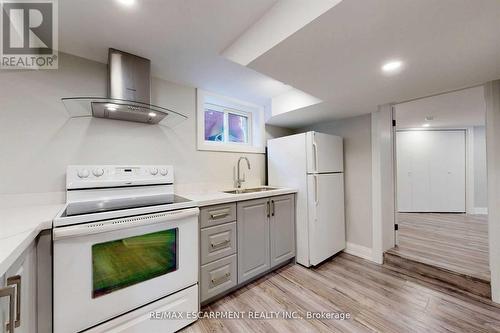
[268, 131, 345, 267]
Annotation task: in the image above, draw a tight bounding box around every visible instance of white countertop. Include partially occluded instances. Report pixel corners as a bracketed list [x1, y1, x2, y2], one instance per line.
[0, 204, 64, 276]
[181, 187, 297, 207]
[0, 187, 296, 276]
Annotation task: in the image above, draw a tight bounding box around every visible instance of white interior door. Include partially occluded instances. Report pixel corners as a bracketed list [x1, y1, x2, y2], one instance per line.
[396, 130, 466, 212]
[307, 173, 345, 266]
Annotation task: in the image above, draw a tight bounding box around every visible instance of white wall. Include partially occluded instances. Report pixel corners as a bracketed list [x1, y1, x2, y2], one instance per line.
[299, 114, 373, 250]
[474, 126, 488, 209]
[484, 80, 500, 303]
[371, 105, 395, 264]
[265, 125, 295, 141]
[0, 53, 274, 205]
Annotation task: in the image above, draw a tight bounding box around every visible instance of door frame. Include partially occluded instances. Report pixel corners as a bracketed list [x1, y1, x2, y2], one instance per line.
[371, 104, 395, 264]
[391, 106, 399, 246]
[374, 84, 496, 304]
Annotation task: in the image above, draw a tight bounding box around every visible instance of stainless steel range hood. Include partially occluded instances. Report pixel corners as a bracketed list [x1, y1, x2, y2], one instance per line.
[109, 49, 151, 105]
[62, 48, 187, 126]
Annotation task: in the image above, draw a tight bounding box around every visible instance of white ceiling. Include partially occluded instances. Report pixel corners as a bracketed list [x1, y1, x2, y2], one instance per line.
[59, 0, 289, 105]
[249, 0, 500, 128]
[222, 0, 342, 66]
[59, 0, 500, 129]
[395, 86, 486, 129]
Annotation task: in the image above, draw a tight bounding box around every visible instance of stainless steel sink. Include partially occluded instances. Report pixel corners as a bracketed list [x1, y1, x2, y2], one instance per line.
[223, 187, 278, 194]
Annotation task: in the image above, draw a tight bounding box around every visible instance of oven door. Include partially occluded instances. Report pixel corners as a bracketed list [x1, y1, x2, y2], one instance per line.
[53, 207, 199, 333]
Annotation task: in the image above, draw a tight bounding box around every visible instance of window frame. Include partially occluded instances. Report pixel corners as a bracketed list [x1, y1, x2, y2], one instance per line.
[197, 89, 265, 153]
[204, 103, 252, 145]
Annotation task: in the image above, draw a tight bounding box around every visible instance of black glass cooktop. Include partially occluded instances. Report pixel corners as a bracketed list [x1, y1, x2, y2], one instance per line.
[62, 194, 191, 217]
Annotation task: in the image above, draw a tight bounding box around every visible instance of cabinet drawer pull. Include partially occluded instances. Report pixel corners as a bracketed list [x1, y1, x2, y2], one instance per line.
[210, 239, 230, 249]
[7, 275, 21, 329]
[271, 200, 275, 217]
[0, 285, 15, 333]
[209, 209, 230, 220]
[211, 272, 231, 286]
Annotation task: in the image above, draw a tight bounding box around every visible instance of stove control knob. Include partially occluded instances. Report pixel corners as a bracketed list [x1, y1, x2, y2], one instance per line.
[77, 169, 90, 178]
[93, 168, 105, 177]
[150, 168, 158, 175]
[160, 168, 168, 176]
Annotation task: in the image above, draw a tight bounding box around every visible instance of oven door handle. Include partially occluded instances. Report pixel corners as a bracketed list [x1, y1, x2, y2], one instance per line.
[53, 207, 199, 240]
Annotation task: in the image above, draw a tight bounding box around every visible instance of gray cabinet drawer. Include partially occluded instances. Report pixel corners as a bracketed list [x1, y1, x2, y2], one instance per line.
[200, 254, 237, 302]
[201, 222, 237, 265]
[200, 203, 236, 228]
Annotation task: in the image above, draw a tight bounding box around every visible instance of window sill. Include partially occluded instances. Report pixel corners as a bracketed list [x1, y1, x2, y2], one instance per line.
[197, 141, 265, 154]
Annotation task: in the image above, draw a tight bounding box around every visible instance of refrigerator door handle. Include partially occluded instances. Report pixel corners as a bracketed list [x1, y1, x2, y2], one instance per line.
[312, 137, 319, 173]
[314, 174, 319, 206]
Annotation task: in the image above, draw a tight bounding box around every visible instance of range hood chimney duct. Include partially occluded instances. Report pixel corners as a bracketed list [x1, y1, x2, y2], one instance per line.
[108, 48, 151, 104]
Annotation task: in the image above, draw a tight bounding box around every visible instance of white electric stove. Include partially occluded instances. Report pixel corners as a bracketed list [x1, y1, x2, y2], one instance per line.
[53, 165, 199, 333]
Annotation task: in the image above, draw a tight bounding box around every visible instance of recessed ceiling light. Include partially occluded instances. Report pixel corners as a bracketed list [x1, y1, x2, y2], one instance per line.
[422, 123, 430, 127]
[382, 60, 403, 73]
[117, 0, 135, 7]
[148, 112, 156, 117]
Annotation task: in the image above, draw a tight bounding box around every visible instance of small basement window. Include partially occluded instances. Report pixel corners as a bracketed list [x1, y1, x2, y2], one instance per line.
[197, 90, 264, 153]
[204, 104, 250, 144]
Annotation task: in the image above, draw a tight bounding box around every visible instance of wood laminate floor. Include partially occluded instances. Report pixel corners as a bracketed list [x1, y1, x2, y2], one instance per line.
[388, 213, 490, 281]
[182, 253, 500, 333]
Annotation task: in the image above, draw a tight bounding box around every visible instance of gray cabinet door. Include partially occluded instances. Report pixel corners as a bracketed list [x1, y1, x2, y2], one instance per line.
[237, 198, 270, 283]
[270, 194, 295, 268]
[1, 242, 37, 333]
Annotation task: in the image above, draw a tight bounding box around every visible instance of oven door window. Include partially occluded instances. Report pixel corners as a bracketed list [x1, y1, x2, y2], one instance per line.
[92, 228, 178, 298]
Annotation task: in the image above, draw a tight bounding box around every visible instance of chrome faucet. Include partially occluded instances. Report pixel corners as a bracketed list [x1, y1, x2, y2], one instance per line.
[236, 157, 251, 188]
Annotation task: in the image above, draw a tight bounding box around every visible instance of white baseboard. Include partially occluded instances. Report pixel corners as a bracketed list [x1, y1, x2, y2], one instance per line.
[473, 207, 488, 215]
[343, 242, 375, 262]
